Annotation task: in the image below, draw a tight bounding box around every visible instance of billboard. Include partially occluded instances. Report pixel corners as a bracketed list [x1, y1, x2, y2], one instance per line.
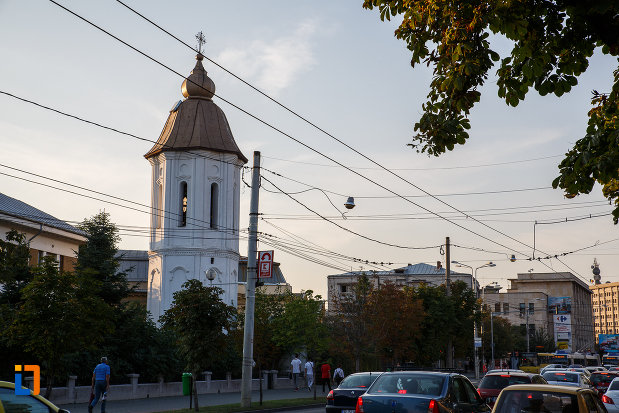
[554, 314, 572, 352]
[548, 296, 571, 314]
[599, 334, 619, 352]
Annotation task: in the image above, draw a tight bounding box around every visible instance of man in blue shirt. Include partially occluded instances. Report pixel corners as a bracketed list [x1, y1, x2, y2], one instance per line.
[89, 356, 110, 413]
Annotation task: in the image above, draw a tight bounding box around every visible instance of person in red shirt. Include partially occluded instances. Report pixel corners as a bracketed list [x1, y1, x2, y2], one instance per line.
[321, 362, 331, 392]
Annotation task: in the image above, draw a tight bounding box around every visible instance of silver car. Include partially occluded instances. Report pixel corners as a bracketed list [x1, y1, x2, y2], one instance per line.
[542, 370, 593, 389]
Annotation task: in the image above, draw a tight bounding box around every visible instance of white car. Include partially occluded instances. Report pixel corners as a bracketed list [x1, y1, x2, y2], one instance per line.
[602, 377, 619, 412]
[585, 366, 608, 375]
[541, 370, 593, 389]
[540, 364, 566, 375]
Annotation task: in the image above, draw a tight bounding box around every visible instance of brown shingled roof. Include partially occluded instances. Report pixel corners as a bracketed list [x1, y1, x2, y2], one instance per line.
[144, 97, 248, 163]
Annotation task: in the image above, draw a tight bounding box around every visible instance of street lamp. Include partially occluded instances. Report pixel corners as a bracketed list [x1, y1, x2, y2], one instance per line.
[451, 260, 496, 380]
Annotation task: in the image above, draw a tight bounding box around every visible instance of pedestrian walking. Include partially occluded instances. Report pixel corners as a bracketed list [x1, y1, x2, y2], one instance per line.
[304, 358, 314, 391]
[333, 365, 345, 387]
[321, 362, 331, 392]
[89, 356, 110, 413]
[290, 354, 302, 391]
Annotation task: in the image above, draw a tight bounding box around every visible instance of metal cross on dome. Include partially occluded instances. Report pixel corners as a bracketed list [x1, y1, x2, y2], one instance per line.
[195, 31, 206, 54]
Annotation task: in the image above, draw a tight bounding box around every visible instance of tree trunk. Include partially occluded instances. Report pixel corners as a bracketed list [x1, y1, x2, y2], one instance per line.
[192, 370, 199, 412]
[44, 374, 53, 399]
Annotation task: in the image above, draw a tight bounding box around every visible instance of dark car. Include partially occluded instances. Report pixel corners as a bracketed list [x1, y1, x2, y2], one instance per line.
[355, 371, 489, 413]
[326, 372, 382, 413]
[477, 371, 547, 407]
[590, 371, 619, 396]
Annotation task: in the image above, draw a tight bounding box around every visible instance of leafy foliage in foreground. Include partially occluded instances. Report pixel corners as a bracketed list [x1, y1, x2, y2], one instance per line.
[363, 0, 619, 222]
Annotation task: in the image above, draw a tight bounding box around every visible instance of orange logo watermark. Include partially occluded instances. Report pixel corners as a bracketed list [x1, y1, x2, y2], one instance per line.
[14, 365, 40, 395]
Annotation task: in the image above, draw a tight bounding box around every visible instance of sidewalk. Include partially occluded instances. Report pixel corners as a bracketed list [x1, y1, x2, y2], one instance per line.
[59, 387, 326, 413]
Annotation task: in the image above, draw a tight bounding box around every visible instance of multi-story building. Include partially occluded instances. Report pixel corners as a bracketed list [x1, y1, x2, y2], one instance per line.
[591, 282, 619, 337]
[327, 262, 472, 310]
[0, 192, 86, 272]
[482, 272, 594, 353]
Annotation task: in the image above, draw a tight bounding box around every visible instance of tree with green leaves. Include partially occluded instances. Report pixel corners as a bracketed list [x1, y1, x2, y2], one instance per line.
[366, 282, 425, 366]
[481, 312, 514, 362]
[271, 290, 329, 363]
[9, 256, 111, 398]
[160, 279, 236, 412]
[0, 230, 33, 307]
[326, 275, 374, 372]
[363, 0, 619, 221]
[250, 288, 287, 370]
[76, 212, 131, 305]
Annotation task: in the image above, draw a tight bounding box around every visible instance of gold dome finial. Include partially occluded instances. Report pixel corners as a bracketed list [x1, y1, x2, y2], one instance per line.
[181, 31, 215, 99]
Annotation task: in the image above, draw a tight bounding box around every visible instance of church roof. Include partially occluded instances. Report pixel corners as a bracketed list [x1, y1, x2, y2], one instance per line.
[144, 54, 247, 163]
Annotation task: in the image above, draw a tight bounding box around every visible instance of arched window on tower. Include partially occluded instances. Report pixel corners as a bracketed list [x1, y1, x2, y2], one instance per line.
[179, 181, 187, 227]
[210, 182, 219, 229]
[156, 183, 162, 228]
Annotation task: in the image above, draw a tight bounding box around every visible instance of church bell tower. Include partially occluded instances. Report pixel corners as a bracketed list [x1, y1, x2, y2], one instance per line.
[144, 40, 247, 322]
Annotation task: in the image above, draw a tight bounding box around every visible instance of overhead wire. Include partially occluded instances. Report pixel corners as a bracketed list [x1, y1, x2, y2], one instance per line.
[102, 0, 585, 273]
[38, 0, 600, 283]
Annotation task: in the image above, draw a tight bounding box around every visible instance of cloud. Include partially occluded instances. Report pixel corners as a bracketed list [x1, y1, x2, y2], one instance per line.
[215, 20, 318, 95]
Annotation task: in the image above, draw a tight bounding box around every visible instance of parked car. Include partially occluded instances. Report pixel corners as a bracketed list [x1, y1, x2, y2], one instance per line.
[542, 371, 593, 389]
[0, 381, 70, 412]
[602, 377, 619, 412]
[354, 371, 490, 413]
[590, 371, 619, 395]
[477, 371, 547, 407]
[492, 384, 606, 413]
[326, 372, 382, 413]
[541, 364, 567, 375]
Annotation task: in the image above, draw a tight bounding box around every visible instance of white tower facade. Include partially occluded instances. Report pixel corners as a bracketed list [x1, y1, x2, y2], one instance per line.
[145, 53, 247, 322]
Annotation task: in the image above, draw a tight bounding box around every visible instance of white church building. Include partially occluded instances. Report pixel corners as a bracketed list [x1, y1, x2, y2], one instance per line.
[144, 52, 248, 322]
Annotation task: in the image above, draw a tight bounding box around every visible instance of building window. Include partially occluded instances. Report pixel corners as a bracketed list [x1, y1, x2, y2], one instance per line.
[495, 303, 501, 313]
[503, 303, 509, 315]
[519, 303, 526, 317]
[179, 181, 187, 227]
[529, 302, 535, 314]
[340, 285, 348, 293]
[156, 183, 163, 229]
[210, 182, 219, 229]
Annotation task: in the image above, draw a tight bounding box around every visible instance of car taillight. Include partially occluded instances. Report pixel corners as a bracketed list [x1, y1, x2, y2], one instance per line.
[428, 399, 440, 413]
[356, 396, 364, 413]
[602, 394, 614, 404]
[327, 390, 334, 400]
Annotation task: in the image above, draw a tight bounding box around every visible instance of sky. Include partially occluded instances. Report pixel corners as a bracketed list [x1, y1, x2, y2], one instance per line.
[0, 0, 617, 299]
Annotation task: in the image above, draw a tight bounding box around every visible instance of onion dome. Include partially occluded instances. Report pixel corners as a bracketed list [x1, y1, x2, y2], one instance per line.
[145, 54, 247, 163]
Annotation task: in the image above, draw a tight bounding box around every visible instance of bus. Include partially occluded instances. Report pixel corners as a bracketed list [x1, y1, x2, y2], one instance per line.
[537, 352, 600, 367]
[603, 354, 619, 366]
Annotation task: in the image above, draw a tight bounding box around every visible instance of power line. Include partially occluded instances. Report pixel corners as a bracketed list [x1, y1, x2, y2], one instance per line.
[46, 0, 535, 259]
[40, 1, 595, 283]
[262, 167, 553, 198]
[261, 154, 564, 171]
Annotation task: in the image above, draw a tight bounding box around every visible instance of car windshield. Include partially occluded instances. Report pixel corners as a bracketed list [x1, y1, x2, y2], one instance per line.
[542, 372, 578, 383]
[590, 374, 615, 385]
[495, 390, 577, 413]
[368, 373, 445, 396]
[479, 375, 531, 389]
[339, 374, 379, 388]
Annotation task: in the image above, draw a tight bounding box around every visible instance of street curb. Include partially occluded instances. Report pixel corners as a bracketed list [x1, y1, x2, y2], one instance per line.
[235, 403, 324, 413]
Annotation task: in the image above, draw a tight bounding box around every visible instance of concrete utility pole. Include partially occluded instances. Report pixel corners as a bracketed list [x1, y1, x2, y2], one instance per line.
[240, 151, 261, 408]
[445, 237, 453, 368]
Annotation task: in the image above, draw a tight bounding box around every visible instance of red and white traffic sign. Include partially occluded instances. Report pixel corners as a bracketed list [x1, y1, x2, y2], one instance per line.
[258, 250, 274, 278]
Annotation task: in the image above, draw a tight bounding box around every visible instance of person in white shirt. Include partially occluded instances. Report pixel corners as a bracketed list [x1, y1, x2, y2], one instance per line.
[305, 358, 314, 391]
[290, 354, 302, 390]
[333, 365, 345, 386]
